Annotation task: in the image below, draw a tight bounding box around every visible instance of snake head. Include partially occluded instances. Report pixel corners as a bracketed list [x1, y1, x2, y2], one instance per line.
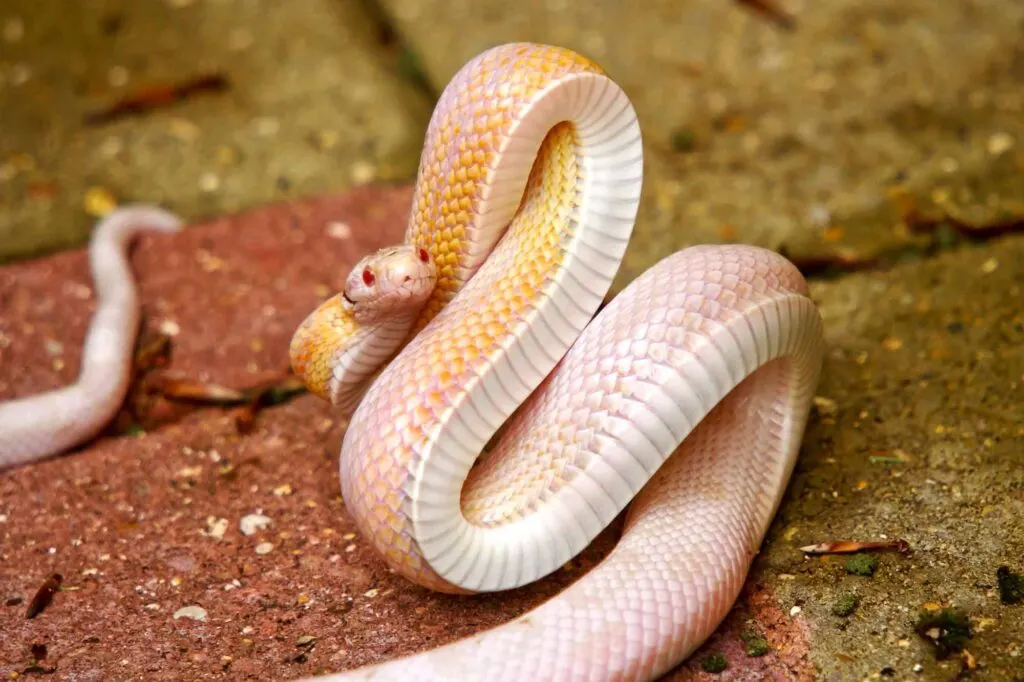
[289, 244, 437, 406]
[343, 245, 437, 324]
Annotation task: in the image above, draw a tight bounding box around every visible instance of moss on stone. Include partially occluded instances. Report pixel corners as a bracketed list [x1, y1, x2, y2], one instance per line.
[740, 628, 770, 657]
[997, 566, 1023, 605]
[844, 554, 878, 576]
[913, 607, 972, 659]
[701, 652, 728, 673]
[831, 593, 859, 617]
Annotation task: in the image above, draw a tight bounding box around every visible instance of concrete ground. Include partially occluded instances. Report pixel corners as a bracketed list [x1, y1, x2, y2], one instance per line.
[1, 0, 1022, 680]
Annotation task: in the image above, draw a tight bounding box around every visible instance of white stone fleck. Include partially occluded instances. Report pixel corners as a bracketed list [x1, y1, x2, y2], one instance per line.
[159, 319, 181, 337]
[107, 65, 129, 87]
[228, 28, 254, 51]
[9, 63, 31, 86]
[326, 221, 351, 240]
[349, 160, 376, 184]
[253, 116, 280, 137]
[987, 132, 1014, 155]
[2, 17, 25, 42]
[239, 514, 272, 536]
[199, 172, 220, 192]
[202, 516, 228, 539]
[173, 605, 208, 621]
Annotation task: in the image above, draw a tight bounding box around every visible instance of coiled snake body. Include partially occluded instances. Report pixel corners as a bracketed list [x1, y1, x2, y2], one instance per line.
[290, 43, 824, 680]
[0, 43, 824, 681]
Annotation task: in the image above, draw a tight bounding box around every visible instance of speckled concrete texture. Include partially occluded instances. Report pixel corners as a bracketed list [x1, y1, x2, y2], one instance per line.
[2, 188, 1021, 681]
[376, 0, 1024, 289]
[0, 0, 431, 262]
[780, 235, 1024, 680]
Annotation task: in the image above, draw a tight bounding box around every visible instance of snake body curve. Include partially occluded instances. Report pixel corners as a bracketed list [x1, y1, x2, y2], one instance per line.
[290, 43, 825, 681]
[0, 205, 181, 469]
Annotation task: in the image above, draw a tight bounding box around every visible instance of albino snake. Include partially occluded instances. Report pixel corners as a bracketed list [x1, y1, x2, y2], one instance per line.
[0, 44, 824, 681]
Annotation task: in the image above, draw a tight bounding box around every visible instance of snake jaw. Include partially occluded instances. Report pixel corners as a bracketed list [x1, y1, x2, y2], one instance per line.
[290, 244, 438, 406]
[289, 294, 354, 403]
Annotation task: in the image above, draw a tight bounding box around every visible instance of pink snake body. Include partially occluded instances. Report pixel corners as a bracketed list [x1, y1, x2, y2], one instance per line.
[290, 44, 825, 680]
[0, 43, 824, 681]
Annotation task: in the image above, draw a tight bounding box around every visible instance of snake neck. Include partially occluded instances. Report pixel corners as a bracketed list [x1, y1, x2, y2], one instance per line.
[290, 295, 422, 414]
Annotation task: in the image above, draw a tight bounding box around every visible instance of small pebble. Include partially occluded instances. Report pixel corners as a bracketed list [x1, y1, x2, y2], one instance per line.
[215, 145, 239, 166]
[159, 319, 181, 337]
[881, 337, 903, 351]
[253, 116, 280, 137]
[177, 465, 202, 479]
[2, 17, 25, 43]
[203, 517, 228, 540]
[789, 605, 802, 617]
[228, 28, 254, 51]
[327, 221, 352, 240]
[349, 160, 376, 184]
[107, 65, 129, 87]
[9, 62, 31, 85]
[173, 605, 208, 621]
[255, 542, 274, 555]
[239, 514, 272, 536]
[913, 663, 923, 673]
[273, 484, 293, 497]
[198, 172, 220, 193]
[311, 129, 339, 151]
[84, 186, 117, 217]
[980, 258, 998, 274]
[167, 118, 201, 141]
[986, 132, 1014, 155]
[813, 396, 838, 416]
[43, 339, 63, 356]
[98, 136, 124, 158]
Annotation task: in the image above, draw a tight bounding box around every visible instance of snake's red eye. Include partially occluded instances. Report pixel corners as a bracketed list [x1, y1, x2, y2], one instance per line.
[418, 248, 430, 263]
[362, 268, 375, 286]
